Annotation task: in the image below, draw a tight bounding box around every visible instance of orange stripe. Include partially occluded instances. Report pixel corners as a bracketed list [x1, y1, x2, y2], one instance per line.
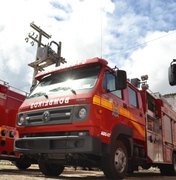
[93, 95, 145, 138]
[93, 95, 101, 105]
[119, 107, 145, 138]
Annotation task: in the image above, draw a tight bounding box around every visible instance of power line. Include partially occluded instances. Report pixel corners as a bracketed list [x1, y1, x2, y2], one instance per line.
[125, 30, 176, 53]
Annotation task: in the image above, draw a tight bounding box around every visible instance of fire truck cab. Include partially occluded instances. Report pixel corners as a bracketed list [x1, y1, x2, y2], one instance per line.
[15, 58, 176, 179]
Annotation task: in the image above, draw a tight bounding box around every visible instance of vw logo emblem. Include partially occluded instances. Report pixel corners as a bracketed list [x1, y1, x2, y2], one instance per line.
[42, 111, 50, 122]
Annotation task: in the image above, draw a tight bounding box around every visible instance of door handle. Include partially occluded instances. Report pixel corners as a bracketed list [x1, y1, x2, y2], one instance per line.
[123, 103, 127, 108]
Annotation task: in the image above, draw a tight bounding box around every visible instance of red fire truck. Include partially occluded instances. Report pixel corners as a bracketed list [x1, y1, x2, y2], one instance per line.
[0, 79, 32, 169]
[14, 57, 176, 179]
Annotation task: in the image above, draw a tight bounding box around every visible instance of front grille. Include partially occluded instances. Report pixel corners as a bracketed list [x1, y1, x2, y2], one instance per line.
[21, 106, 73, 126]
[23, 131, 89, 138]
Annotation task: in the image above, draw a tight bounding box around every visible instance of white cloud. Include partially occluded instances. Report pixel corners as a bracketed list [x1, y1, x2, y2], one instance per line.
[0, 0, 176, 96]
[122, 31, 176, 95]
[52, 0, 115, 62]
[0, 0, 113, 91]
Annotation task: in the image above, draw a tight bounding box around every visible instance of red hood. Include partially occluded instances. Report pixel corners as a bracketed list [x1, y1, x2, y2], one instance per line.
[19, 93, 93, 112]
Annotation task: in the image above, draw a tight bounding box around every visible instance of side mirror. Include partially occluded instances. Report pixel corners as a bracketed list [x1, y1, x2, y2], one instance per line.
[169, 60, 176, 86]
[115, 70, 127, 90]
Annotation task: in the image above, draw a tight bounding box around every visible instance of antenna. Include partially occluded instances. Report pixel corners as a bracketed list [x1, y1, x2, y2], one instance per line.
[100, 3, 103, 59]
[100, 9, 103, 58]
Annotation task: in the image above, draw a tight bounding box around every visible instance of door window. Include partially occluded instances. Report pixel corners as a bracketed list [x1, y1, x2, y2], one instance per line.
[103, 71, 122, 98]
[128, 86, 138, 107]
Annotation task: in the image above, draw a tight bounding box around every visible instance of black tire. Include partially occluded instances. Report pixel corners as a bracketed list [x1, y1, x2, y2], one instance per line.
[172, 153, 176, 175]
[38, 160, 64, 177]
[127, 161, 135, 174]
[13, 157, 31, 170]
[159, 164, 173, 176]
[159, 153, 176, 176]
[102, 140, 128, 179]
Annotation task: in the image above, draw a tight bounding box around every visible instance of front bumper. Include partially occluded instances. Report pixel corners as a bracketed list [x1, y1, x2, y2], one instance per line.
[15, 135, 102, 156]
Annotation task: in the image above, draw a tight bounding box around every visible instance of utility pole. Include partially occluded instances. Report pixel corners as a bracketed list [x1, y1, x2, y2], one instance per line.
[25, 22, 51, 90]
[25, 22, 66, 91]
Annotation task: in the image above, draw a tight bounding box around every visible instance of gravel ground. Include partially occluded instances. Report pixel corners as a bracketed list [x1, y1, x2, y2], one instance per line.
[1, 160, 176, 180]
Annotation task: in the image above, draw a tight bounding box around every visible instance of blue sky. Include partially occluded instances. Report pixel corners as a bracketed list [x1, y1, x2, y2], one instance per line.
[0, 0, 176, 94]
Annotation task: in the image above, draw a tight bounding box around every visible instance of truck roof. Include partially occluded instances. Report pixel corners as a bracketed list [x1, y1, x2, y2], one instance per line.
[35, 57, 108, 81]
[0, 79, 27, 96]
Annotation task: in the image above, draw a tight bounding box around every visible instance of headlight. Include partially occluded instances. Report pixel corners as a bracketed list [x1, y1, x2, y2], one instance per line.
[1, 129, 6, 136]
[78, 131, 89, 136]
[78, 107, 87, 119]
[9, 131, 15, 138]
[18, 114, 26, 126]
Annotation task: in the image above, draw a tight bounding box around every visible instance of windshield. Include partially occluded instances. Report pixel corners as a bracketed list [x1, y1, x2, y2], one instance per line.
[28, 64, 101, 99]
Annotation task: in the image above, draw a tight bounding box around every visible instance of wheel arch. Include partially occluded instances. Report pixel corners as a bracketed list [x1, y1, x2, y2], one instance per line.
[111, 123, 133, 158]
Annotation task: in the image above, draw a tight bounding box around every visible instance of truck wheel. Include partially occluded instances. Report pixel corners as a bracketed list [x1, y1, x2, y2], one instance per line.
[170, 153, 176, 175]
[159, 153, 176, 176]
[102, 140, 128, 179]
[127, 161, 134, 174]
[159, 165, 172, 175]
[13, 157, 31, 170]
[38, 161, 64, 177]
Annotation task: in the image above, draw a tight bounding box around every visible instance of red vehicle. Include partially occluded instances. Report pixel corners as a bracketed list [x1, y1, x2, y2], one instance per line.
[0, 79, 31, 169]
[15, 58, 176, 179]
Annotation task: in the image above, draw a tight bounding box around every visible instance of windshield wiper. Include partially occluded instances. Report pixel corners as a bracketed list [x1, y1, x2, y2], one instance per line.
[70, 89, 76, 95]
[29, 92, 48, 99]
[50, 87, 76, 95]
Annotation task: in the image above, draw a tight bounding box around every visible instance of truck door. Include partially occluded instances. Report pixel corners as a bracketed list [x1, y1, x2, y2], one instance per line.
[146, 93, 163, 162]
[127, 85, 145, 142]
[101, 70, 123, 133]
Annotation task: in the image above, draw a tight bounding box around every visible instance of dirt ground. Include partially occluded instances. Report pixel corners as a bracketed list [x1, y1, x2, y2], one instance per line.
[1, 160, 176, 180]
